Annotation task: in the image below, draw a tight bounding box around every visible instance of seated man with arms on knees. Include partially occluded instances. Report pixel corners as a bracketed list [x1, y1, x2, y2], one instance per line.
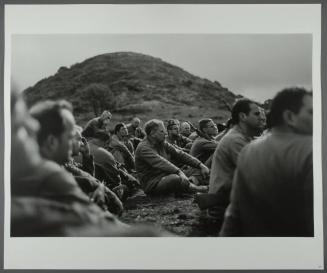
[65, 126, 123, 215]
[82, 110, 112, 140]
[88, 133, 141, 200]
[190, 118, 218, 166]
[165, 119, 192, 152]
[220, 88, 313, 236]
[109, 122, 135, 172]
[185, 119, 219, 185]
[135, 119, 209, 196]
[126, 117, 146, 149]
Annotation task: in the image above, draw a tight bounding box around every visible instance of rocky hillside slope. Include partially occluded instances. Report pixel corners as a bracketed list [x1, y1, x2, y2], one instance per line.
[24, 52, 238, 125]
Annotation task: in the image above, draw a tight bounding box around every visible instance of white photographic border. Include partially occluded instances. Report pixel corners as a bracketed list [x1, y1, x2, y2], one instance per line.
[3, 3, 324, 269]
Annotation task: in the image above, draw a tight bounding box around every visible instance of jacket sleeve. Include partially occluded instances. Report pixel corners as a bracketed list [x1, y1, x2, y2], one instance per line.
[166, 142, 201, 168]
[137, 144, 180, 174]
[201, 139, 218, 153]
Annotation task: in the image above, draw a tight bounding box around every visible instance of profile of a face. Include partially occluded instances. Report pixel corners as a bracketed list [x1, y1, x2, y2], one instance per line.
[204, 120, 218, 136]
[169, 124, 179, 137]
[132, 119, 140, 128]
[290, 95, 313, 135]
[72, 130, 83, 156]
[102, 117, 111, 126]
[152, 123, 166, 143]
[119, 125, 129, 137]
[52, 109, 76, 165]
[244, 103, 262, 130]
[259, 109, 267, 129]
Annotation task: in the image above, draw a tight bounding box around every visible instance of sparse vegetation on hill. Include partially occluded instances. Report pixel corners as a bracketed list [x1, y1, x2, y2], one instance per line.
[23, 52, 238, 126]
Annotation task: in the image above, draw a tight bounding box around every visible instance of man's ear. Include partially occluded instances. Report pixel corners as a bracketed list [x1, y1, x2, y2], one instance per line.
[239, 112, 247, 122]
[44, 135, 59, 153]
[282, 110, 296, 127]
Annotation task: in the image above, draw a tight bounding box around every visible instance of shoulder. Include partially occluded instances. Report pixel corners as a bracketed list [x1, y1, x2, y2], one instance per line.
[220, 128, 247, 146]
[180, 135, 191, 141]
[192, 137, 206, 145]
[86, 117, 98, 125]
[286, 134, 312, 158]
[41, 161, 78, 189]
[135, 139, 151, 153]
[94, 147, 116, 162]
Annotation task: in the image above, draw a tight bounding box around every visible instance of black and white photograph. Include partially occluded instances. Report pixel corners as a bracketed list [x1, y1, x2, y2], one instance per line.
[3, 3, 324, 270]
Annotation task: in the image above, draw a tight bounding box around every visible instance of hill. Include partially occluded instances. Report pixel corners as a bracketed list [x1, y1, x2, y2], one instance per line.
[23, 52, 238, 126]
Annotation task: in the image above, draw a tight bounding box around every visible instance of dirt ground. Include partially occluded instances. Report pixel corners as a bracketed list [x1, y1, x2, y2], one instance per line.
[120, 193, 220, 237]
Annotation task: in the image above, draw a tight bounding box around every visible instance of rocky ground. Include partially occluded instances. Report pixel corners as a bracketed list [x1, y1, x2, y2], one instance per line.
[120, 193, 220, 237]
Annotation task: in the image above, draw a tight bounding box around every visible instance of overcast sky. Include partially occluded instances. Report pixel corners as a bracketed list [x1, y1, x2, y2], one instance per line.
[11, 34, 312, 102]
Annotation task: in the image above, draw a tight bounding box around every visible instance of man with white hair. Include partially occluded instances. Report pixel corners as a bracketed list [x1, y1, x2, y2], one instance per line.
[127, 117, 146, 139]
[135, 119, 209, 196]
[180, 122, 192, 138]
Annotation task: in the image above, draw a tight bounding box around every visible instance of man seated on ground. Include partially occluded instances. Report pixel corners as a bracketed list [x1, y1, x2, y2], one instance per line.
[88, 133, 141, 200]
[65, 126, 123, 215]
[126, 117, 146, 149]
[220, 87, 313, 236]
[165, 119, 192, 152]
[135, 119, 210, 196]
[10, 93, 166, 237]
[127, 117, 146, 139]
[180, 121, 192, 138]
[82, 110, 112, 140]
[190, 118, 218, 166]
[183, 119, 219, 186]
[196, 99, 261, 228]
[108, 123, 135, 172]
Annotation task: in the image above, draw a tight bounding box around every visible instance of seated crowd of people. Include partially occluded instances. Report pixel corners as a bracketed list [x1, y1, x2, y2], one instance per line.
[11, 86, 313, 237]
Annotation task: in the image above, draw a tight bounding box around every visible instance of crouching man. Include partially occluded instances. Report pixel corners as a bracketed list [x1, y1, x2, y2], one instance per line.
[135, 119, 209, 196]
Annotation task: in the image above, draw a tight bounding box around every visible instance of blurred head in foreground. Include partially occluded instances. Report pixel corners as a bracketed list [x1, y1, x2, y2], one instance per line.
[267, 87, 313, 135]
[29, 100, 76, 165]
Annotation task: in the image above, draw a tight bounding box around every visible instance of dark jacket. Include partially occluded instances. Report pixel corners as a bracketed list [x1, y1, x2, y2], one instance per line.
[135, 137, 201, 193]
[190, 137, 218, 164]
[220, 131, 313, 237]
